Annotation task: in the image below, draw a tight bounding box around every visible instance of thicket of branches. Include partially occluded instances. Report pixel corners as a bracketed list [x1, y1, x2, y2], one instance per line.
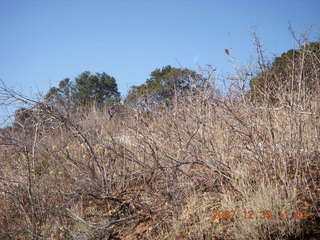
[0, 34, 319, 240]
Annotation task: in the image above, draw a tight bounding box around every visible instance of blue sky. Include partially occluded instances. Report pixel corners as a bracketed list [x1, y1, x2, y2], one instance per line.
[0, 0, 319, 123]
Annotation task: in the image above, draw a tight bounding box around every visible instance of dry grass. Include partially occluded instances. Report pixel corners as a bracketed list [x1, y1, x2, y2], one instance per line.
[0, 38, 320, 240]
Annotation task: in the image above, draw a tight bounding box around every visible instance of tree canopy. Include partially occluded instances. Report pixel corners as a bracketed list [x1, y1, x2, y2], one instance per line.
[125, 65, 207, 106]
[46, 71, 120, 110]
[249, 41, 320, 102]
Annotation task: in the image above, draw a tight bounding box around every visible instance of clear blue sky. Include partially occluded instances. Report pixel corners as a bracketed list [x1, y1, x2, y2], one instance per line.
[0, 0, 319, 123]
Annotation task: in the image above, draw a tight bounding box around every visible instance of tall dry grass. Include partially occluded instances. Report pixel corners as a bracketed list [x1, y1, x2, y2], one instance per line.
[0, 37, 319, 240]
